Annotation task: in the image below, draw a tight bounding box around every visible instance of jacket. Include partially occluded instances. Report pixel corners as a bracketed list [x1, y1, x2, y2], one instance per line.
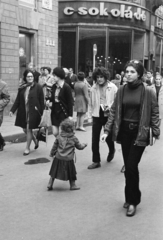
[0, 80, 10, 126]
[90, 81, 117, 117]
[50, 82, 73, 118]
[50, 131, 86, 161]
[150, 84, 163, 119]
[104, 83, 160, 146]
[10, 82, 44, 129]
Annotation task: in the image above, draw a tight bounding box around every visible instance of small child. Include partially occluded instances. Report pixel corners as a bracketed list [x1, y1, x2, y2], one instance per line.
[47, 118, 87, 191]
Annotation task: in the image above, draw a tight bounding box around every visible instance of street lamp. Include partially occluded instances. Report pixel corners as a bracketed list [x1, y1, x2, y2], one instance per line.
[93, 44, 97, 70]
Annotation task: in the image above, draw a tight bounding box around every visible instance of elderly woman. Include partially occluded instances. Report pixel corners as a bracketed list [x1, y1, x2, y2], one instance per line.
[10, 69, 44, 155]
[101, 60, 160, 217]
[74, 72, 89, 131]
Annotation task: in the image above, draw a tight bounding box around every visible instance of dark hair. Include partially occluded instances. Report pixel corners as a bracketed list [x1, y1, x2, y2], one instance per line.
[52, 67, 65, 79]
[60, 118, 74, 133]
[23, 69, 34, 83]
[124, 60, 144, 79]
[92, 67, 110, 82]
[77, 72, 85, 81]
[44, 67, 51, 74]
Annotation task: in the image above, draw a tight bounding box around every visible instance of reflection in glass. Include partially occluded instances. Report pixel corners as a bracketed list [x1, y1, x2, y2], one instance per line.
[59, 28, 76, 71]
[108, 30, 131, 79]
[79, 27, 106, 78]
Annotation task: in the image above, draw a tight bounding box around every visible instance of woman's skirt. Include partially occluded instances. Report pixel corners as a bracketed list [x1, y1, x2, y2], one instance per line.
[51, 102, 67, 127]
[49, 157, 77, 181]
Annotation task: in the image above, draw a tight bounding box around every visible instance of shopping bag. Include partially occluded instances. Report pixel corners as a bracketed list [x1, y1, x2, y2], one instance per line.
[39, 108, 52, 128]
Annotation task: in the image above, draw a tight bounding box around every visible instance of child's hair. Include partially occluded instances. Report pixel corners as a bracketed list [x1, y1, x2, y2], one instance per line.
[60, 118, 75, 133]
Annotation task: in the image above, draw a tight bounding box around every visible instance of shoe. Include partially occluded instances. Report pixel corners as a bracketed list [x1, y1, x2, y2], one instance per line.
[107, 149, 115, 162]
[88, 162, 101, 169]
[70, 186, 80, 190]
[47, 186, 53, 191]
[126, 205, 136, 217]
[23, 151, 30, 156]
[123, 202, 129, 209]
[79, 127, 86, 132]
[121, 165, 125, 173]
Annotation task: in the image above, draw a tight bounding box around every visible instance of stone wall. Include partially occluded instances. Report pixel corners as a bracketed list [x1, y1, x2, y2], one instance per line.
[0, 0, 58, 114]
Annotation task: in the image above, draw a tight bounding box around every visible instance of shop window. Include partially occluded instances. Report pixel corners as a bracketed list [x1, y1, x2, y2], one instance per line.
[108, 29, 131, 79]
[133, 31, 145, 61]
[19, 33, 32, 81]
[59, 28, 76, 72]
[79, 27, 106, 78]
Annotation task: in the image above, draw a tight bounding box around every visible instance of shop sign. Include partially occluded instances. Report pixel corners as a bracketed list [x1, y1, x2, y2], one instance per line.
[156, 17, 163, 30]
[42, 0, 52, 10]
[19, 0, 35, 8]
[46, 38, 55, 46]
[63, 3, 146, 21]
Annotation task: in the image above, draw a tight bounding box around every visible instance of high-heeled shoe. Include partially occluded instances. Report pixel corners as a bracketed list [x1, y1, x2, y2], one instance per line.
[126, 205, 136, 217]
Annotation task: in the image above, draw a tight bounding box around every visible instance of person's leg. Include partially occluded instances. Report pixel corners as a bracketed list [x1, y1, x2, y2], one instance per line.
[76, 113, 80, 129]
[52, 125, 59, 137]
[79, 113, 86, 131]
[47, 177, 55, 190]
[69, 180, 80, 190]
[121, 130, 145, 206]
[102, 115, 115, 162]
[23, 129, 33, 154]
[88, 117, 102, 169]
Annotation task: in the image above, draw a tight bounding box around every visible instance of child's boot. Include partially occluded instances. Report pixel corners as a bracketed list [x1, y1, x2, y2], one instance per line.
[69, 180, 80, 190]
[47, 177, 54, 191]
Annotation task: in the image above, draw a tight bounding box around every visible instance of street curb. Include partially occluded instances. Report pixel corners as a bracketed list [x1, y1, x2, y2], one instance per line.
[4, 120, 92, 143]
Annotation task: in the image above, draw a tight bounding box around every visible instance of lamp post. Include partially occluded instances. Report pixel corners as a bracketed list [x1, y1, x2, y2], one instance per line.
[93, 44, 97, 70]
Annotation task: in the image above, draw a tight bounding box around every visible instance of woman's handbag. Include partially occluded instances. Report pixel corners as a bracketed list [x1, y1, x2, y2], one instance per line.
[39, 107, 52, 128]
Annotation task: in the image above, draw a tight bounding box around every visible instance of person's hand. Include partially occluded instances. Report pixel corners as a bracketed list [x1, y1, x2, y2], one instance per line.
[100, 134, 108, 142]
[69, 116, 73, 120]
[153, 137, 156, 144]
[9, 112, 13, 117]
[46, 100, 50, 108]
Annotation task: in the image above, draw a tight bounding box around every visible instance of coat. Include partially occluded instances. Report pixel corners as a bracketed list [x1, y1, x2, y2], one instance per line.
[0, 80, 10, 126]
[90, 81, 117, 117]
[10, 82, 44, 129]
[74, 81, 89, 113]
[150, 84, 163, 119]
[50, 131, 86, 161]
[104, 83, 160, 146]
[50, 82, 73, 119]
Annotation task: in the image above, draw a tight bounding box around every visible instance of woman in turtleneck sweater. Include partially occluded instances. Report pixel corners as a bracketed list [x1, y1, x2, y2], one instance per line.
[151, 74, 163, 126]
[100, 60, 160, 217]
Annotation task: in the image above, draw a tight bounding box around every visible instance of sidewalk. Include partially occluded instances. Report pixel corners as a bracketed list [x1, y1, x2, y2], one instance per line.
[1, 113, 92, 143]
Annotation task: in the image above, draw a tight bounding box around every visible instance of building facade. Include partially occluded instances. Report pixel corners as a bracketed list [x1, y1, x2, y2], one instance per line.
[0, 0, 58, 112]
[58, 0, 163, 78]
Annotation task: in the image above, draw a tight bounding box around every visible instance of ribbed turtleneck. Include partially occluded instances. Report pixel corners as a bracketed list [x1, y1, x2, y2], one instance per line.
[122, 80, 143, 122]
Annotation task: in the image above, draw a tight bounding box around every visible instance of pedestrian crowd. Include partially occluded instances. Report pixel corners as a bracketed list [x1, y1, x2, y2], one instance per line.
[0, 60, 162, 217]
